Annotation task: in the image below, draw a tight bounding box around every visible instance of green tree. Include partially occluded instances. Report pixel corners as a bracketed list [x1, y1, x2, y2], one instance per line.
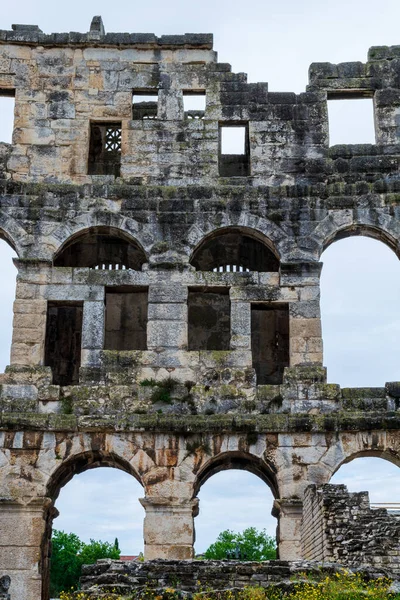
[50, 530, 120, 597]
[204, 527, 276, 561]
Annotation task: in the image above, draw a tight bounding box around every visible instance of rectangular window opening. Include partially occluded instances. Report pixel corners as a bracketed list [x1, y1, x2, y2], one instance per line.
[45, 301, 83, 386]
[183, 90, 206, 119]
[88, 121, 121, 177]
[327, 96, 375, 146]
[0, 90, 15, 144]
[104, 286, 148, 350]
[132, 90, 159, 120]
[251, 303, 289, 385]
[188, 287, 230, 351]
[219, 123, 250, 176]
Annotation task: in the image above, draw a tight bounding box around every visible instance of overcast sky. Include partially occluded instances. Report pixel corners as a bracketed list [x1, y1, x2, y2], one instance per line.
[1, 0, 400, 556]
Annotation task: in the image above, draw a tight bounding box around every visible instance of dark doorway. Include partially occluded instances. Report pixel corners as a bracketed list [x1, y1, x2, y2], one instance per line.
[104, 287, 148, 350]
[188, 288, 230, 350]
[45, 302, 83, 385]
[251, 304, 289, 384]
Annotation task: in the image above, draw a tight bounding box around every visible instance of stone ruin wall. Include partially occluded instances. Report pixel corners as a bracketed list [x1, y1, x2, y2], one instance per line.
[78, 557, 397, 598]
[0, 15, 400, 600]
[302, 484, 400, 571]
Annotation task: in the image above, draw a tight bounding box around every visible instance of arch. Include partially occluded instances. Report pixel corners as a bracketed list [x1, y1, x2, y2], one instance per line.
[323, 224, 400, 257]
[193, 451, 279, 498]
[190, 226, 280, 272]
[53, 226, 148, 270]
[312, 212, 400, 260]
[330, 448, 400, 479]
[46, 450, 143, 501]
[0, 214, 26, 257]
[42, 451, 143, 600]
[320, 233, 400, 387]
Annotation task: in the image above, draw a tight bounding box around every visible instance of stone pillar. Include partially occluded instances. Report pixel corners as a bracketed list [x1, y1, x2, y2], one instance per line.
[147, 285, 188, 351]
[230, 299, 251, 350]
[81, 300, 105, 369]
[0, 498, 49, 600]
[10, 260, 51, 367]
[273, 498, 303, 560]
[140, 497, 199, 559]
[280, 262, 323, 366]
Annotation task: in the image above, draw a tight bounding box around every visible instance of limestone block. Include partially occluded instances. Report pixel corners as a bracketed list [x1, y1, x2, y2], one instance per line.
[148, 303, 187, 321]
[82, 301, 105, 349]
[13, 299, 47, 315]
[45, 284, 104, 302]
[10, 342, 43, 366]
[230, 301, 251, 336]
[147, 321, 187, 349]
[289, 318, 322, 338]
[148, 285, 188, 304]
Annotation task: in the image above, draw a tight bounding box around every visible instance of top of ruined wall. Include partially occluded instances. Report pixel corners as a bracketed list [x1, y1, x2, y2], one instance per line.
[0, 18, 214, 50]
[0, 17, 400, 186]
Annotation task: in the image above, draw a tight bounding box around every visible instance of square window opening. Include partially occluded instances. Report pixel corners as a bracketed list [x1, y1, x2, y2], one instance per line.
[328, 97, 375, 146]
[188, 287, 230, 351]
[183, 91, 206, 119]
[220, 125, 247, 154]
[88, 121, 121, 177]
[251, 303, 289, 385]
[132, 90, 159, 120]
[219, 124, 250, 177]
[0, 90, 15, 144]
[104, 286, 148, 351]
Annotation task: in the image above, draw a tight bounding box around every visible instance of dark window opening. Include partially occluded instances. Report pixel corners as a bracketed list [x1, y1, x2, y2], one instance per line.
[132, 90, 159, 120]
[45, 302, 83, 386]
[188, 287, 230, 351]
[88, 121, 121, 176]
[191, 229, 279, 272]
[54, 228, 146, 270]
[183, 90, 206, 120]
[105, 287, 148, 350]
[251, 304, 289, 385]
[219, 123, 250, 177]
[327, 94, 375, 146]
[0, 89, 15, 144]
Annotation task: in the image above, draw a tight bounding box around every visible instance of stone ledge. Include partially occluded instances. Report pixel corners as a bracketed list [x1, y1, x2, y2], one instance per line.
[0, 29, 213, 49]
[1, 411, 400, 433]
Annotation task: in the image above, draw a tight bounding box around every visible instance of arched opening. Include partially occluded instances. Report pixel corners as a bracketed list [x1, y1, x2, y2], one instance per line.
[320, 233, 400, 386]
[53, 227, 147, 270]
[43, 452, 144, 600]
[0, 235, 17, 372]
[190, 228, 280, 272]
[193, 452, 278, 558]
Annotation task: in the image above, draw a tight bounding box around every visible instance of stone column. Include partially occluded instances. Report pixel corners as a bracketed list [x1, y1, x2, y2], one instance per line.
[81, 300, 105, 369]
[147, 285, 188, 351]
[0, 497, 50, 600]
[230, 298, 251, 350]
[280, 262, 323, 366]
[11, 260, 51, 367]
[273, 498, 303, 560]
[140, 497, 199, 559]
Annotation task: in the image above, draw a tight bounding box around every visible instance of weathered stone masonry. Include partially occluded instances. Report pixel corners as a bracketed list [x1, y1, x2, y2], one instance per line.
[1, 15, 400, 600]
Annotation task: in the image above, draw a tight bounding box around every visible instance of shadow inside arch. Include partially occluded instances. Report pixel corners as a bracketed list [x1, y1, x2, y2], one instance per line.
[193, 451, 279, 499]
[53, 225, 148, 269]
[189, 226, 280, 272]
